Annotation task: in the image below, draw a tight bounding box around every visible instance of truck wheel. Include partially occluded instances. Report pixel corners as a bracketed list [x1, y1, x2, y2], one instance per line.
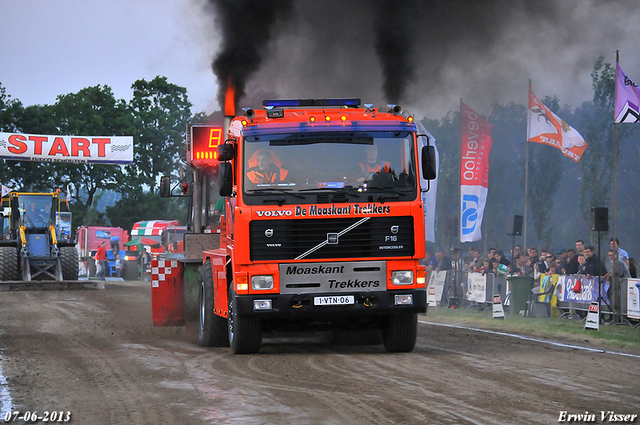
[198, 260, 229, 347]
[60, 247, 79, 280]
[0, 246, 19, 281]
[228, 285, 262, 354]
[122, 261, 135, 280]
[88, 260, 97, 277]
[381, 313, 418, 353]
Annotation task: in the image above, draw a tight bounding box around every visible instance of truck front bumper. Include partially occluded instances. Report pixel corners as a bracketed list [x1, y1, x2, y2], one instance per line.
[234, 289, 426, 318]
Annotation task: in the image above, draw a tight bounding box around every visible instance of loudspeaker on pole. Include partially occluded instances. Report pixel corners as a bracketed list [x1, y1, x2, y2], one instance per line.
[591, 207, 608, 232]
[445, 217, 458, 237]
[506, 215, 523, 236]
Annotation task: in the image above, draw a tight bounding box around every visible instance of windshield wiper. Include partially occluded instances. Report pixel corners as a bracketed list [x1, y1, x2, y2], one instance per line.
[363, 187, 415, 201]
[297, 187, 360, 198]
[246, 188, 305, 199]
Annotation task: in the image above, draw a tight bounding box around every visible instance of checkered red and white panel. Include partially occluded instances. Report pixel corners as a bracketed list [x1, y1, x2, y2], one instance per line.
[151, 260, 179, 288]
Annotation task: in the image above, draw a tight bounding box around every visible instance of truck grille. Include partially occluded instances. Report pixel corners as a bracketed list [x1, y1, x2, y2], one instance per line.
[250, 216, 414, 261]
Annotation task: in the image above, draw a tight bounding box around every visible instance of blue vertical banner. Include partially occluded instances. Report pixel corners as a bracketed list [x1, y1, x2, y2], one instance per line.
[417, 121, 438, 243]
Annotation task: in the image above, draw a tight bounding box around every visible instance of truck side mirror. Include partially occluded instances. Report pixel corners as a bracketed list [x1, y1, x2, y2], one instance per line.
[421, 145, 437, 180]
[217, 143, 235, 161]
[218, 163, 233, 196]
[159, 176, 172, 198]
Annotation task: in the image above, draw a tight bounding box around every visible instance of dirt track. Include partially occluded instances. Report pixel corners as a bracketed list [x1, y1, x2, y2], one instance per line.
[0, 281, 638, 425]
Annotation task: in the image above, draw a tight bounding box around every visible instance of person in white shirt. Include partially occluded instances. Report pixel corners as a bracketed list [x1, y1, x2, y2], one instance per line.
[610, 238, 629, 267]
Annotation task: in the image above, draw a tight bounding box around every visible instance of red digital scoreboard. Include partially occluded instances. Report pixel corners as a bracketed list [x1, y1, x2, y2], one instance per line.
[189, 125, 224, 166]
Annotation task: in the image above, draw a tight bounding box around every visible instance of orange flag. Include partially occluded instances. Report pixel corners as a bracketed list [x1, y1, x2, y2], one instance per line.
[528, 87, 587, 162]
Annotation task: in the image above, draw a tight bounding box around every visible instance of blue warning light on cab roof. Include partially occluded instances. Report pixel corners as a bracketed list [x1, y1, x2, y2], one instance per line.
[262, 99, 361, 108]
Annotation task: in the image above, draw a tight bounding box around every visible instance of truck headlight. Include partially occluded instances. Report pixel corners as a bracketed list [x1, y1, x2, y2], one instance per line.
[391, 270, 413, 285]
[251, 275, 274, 290]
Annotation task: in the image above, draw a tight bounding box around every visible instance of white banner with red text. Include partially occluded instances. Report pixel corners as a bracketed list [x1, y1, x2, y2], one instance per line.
[628, 278, 640, 320]
[0, 132, 133, 164]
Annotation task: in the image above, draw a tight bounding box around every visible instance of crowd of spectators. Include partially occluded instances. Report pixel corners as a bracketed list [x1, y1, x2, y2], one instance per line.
[425, 238, 637, 282]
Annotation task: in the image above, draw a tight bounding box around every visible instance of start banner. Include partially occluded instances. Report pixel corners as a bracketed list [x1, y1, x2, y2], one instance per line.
[0, 132, 133, 164]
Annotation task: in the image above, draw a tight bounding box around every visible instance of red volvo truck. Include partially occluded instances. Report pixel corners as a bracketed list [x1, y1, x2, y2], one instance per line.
[160, 98, 436, 354]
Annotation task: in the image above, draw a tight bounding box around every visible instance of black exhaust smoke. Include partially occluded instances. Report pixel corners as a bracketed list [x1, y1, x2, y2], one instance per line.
[207, 0, 294, 112]
[205, 0, 580, 110]
[373, 0, 421, 104]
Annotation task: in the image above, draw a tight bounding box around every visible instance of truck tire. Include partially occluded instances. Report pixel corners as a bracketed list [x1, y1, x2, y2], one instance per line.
[228, 285, 262, 354]
[60, 247, 79, 280]
[122, 261, 137, 280]
[0, 246, 19, 281]
[84, 258, 97, 278]
[381, 312, 418, 353]
[198, 260, 229, 347]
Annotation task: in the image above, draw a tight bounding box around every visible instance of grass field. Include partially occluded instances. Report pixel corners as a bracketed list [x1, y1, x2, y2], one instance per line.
[421, 305, 640, 353]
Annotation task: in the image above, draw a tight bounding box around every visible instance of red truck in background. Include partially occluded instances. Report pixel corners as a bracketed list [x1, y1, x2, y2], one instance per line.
[129, 220, 180, 259]
[163, 225, 188, 254]
[122, 220, 181, 280]
[76, 226, 128, 277]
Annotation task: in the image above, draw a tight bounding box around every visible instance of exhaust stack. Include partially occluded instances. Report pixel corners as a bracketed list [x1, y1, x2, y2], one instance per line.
[224, 77, 236, 136]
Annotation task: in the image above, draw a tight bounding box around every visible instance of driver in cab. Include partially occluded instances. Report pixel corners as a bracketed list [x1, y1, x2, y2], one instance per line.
[26, 201, 47, 225]
[357, 144, 390, 182]
[246, 149, 288, 184]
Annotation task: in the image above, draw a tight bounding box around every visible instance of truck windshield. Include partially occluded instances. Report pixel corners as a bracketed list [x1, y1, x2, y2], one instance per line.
[243, 131, 417, 202]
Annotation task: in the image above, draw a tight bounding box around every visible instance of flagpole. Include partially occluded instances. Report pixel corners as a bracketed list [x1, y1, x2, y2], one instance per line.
[613, 50, 619, 323]
[524, 80, 531, 254]
[459, 98, 463, 249]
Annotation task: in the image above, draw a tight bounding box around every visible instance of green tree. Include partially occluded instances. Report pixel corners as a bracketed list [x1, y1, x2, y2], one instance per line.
[105, 190, 187, 231]
[126, 76, 192, 195]
[577, 57, 616, 228]
[525, 96, 565, 249]
[3, 100, 61, 191]
[0, 83, 23, 187]
[421, 112, 460, 251]
[484, 101, 528, 251]
[0, 84, 50, 190]
[0, 83, 22, 132]
[53, 85, 133, 225]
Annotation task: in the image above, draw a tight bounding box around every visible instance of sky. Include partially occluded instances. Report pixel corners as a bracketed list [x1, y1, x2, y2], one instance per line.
[2, 0, 640, 121]
[1, 0, 220, 115]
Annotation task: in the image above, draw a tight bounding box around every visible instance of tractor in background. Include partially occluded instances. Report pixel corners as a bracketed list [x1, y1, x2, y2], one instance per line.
[0, 192, 78, 282]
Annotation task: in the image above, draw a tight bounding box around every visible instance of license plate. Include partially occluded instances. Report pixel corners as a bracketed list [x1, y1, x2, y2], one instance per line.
[314, 295, 355, 306]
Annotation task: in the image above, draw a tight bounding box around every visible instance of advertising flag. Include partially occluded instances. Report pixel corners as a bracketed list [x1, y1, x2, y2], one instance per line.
[460, 102, 492, 243]
[1, 184, 12, 197]
[417, 121, 439, 243]
[0, 132, 133, 164]
[615, 62, 640, 123]
[528, 88, 587, 162]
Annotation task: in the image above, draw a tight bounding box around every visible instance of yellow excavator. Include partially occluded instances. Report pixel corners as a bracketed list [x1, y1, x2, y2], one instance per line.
[0, 192, 78, 282]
